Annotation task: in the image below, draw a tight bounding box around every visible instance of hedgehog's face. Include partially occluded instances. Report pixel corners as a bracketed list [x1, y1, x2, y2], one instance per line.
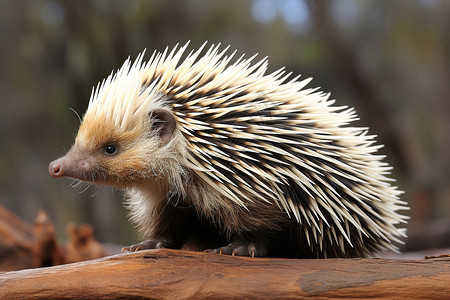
[49, 108, 177, 188]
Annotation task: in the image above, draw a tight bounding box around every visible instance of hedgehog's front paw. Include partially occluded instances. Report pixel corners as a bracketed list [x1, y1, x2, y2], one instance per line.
[205, 240, 268, 257]
[121, 238, 174, 253]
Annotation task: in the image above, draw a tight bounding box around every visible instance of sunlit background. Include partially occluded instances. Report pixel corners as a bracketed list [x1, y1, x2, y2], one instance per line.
[0, 0, 449, 253]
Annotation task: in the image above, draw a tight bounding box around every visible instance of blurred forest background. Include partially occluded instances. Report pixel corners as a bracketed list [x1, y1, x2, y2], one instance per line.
[0, 0, 449, 253]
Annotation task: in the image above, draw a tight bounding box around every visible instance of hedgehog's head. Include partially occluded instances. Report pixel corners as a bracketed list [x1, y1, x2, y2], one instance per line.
[49, 52, 180, 188]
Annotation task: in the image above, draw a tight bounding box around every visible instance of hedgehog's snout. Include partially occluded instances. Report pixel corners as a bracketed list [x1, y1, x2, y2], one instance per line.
[49, 152, 94, 180]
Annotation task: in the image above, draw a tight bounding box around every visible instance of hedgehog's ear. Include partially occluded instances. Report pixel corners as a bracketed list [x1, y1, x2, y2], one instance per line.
[149, 109, 176, 145]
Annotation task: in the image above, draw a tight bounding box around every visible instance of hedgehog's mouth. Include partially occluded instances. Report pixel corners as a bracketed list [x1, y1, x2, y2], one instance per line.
[66, 170, 108, 184]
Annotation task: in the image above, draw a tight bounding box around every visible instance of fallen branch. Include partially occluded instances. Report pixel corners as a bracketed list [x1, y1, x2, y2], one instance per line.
[0, 249, 449, 299]
[0, 205, 107, 271]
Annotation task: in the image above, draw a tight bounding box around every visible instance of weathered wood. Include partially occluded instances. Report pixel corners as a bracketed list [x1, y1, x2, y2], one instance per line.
[0, 205, 107, 271]
[0, 206, 34, 271]
[0, 249, 448, 299]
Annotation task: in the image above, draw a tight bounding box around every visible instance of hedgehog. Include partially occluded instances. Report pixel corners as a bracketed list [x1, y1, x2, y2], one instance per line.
[49, 42, 408, 258]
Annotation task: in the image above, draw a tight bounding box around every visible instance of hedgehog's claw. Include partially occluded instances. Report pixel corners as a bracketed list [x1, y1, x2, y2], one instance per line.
[206, 241, 267, 257]
[122, 238, 174, 253]
[121, 246, 130, 253]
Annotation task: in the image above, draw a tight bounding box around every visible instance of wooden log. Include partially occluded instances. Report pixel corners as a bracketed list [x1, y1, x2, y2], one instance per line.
[0, 205, 107, 271]
[0, 206, 34, 271]
[0, 249, 449, 299]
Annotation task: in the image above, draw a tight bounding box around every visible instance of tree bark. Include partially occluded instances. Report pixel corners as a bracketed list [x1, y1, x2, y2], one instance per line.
[0, 249, 449, 299]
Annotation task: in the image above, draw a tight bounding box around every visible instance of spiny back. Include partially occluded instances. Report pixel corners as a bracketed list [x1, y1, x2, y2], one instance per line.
[85, 42, 408, 255]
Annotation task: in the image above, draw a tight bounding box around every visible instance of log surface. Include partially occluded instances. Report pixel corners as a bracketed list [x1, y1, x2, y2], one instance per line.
[0, 249, 449, 299]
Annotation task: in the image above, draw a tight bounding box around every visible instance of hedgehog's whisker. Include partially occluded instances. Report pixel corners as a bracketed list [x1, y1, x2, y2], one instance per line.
[79, 183, 92, 194]
[69, 179, 92, 194]
[69, 107, 82, 124]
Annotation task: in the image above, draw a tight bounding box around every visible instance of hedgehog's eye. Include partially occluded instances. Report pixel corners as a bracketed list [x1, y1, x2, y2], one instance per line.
[104, 144, 117, 155]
